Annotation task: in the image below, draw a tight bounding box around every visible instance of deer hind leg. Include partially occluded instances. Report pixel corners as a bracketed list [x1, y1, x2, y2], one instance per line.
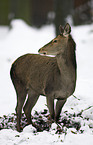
[55, 99, 67, 122]
[15, 83, 27, 132]
[46, 96, 55, 120]
[23, 90, 39, 124]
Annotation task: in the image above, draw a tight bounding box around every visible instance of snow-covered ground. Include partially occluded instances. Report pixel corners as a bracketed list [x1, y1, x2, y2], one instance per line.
[0, 19, 93, 145]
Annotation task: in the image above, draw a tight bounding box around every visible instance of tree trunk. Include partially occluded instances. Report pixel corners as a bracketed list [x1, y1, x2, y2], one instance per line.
[54, 0, 73, 35]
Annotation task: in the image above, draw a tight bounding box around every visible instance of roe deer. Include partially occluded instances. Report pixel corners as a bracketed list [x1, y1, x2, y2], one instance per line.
[10, 23, 77, 132]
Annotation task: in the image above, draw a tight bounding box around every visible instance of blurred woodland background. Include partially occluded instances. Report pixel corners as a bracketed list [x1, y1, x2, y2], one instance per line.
[0, 0, 93, 35]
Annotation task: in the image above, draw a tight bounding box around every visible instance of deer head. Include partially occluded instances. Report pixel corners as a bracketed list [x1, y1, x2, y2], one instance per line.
[38, 23, 71, 55]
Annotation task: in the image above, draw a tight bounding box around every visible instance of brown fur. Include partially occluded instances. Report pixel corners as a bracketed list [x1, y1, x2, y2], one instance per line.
[10, 23, 77, 132]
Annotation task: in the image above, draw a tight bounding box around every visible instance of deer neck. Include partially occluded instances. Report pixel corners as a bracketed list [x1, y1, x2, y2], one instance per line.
[56, 46, 76, 79]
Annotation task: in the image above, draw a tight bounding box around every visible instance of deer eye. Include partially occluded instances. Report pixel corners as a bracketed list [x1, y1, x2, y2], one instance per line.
[53, 40, 57, 43]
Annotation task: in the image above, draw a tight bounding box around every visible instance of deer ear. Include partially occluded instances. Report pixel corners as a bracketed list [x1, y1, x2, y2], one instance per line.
[59, 25, 64, 34]
[63, 23, 71, 36]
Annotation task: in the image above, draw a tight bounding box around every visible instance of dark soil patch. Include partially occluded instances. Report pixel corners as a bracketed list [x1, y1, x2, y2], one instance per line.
[0, 109, 88, 134]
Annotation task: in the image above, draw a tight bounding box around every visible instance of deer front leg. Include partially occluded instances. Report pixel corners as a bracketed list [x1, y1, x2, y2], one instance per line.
[46, 96, 55, 120]
[55, 99, 67, 122]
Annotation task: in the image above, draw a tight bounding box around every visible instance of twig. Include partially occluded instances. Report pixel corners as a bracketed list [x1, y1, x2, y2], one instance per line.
[72, 95, 80, 101]
[77, 105, 93, 116]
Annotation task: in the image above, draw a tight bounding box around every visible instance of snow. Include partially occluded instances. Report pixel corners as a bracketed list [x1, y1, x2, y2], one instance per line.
[0, 19, 93, 144]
